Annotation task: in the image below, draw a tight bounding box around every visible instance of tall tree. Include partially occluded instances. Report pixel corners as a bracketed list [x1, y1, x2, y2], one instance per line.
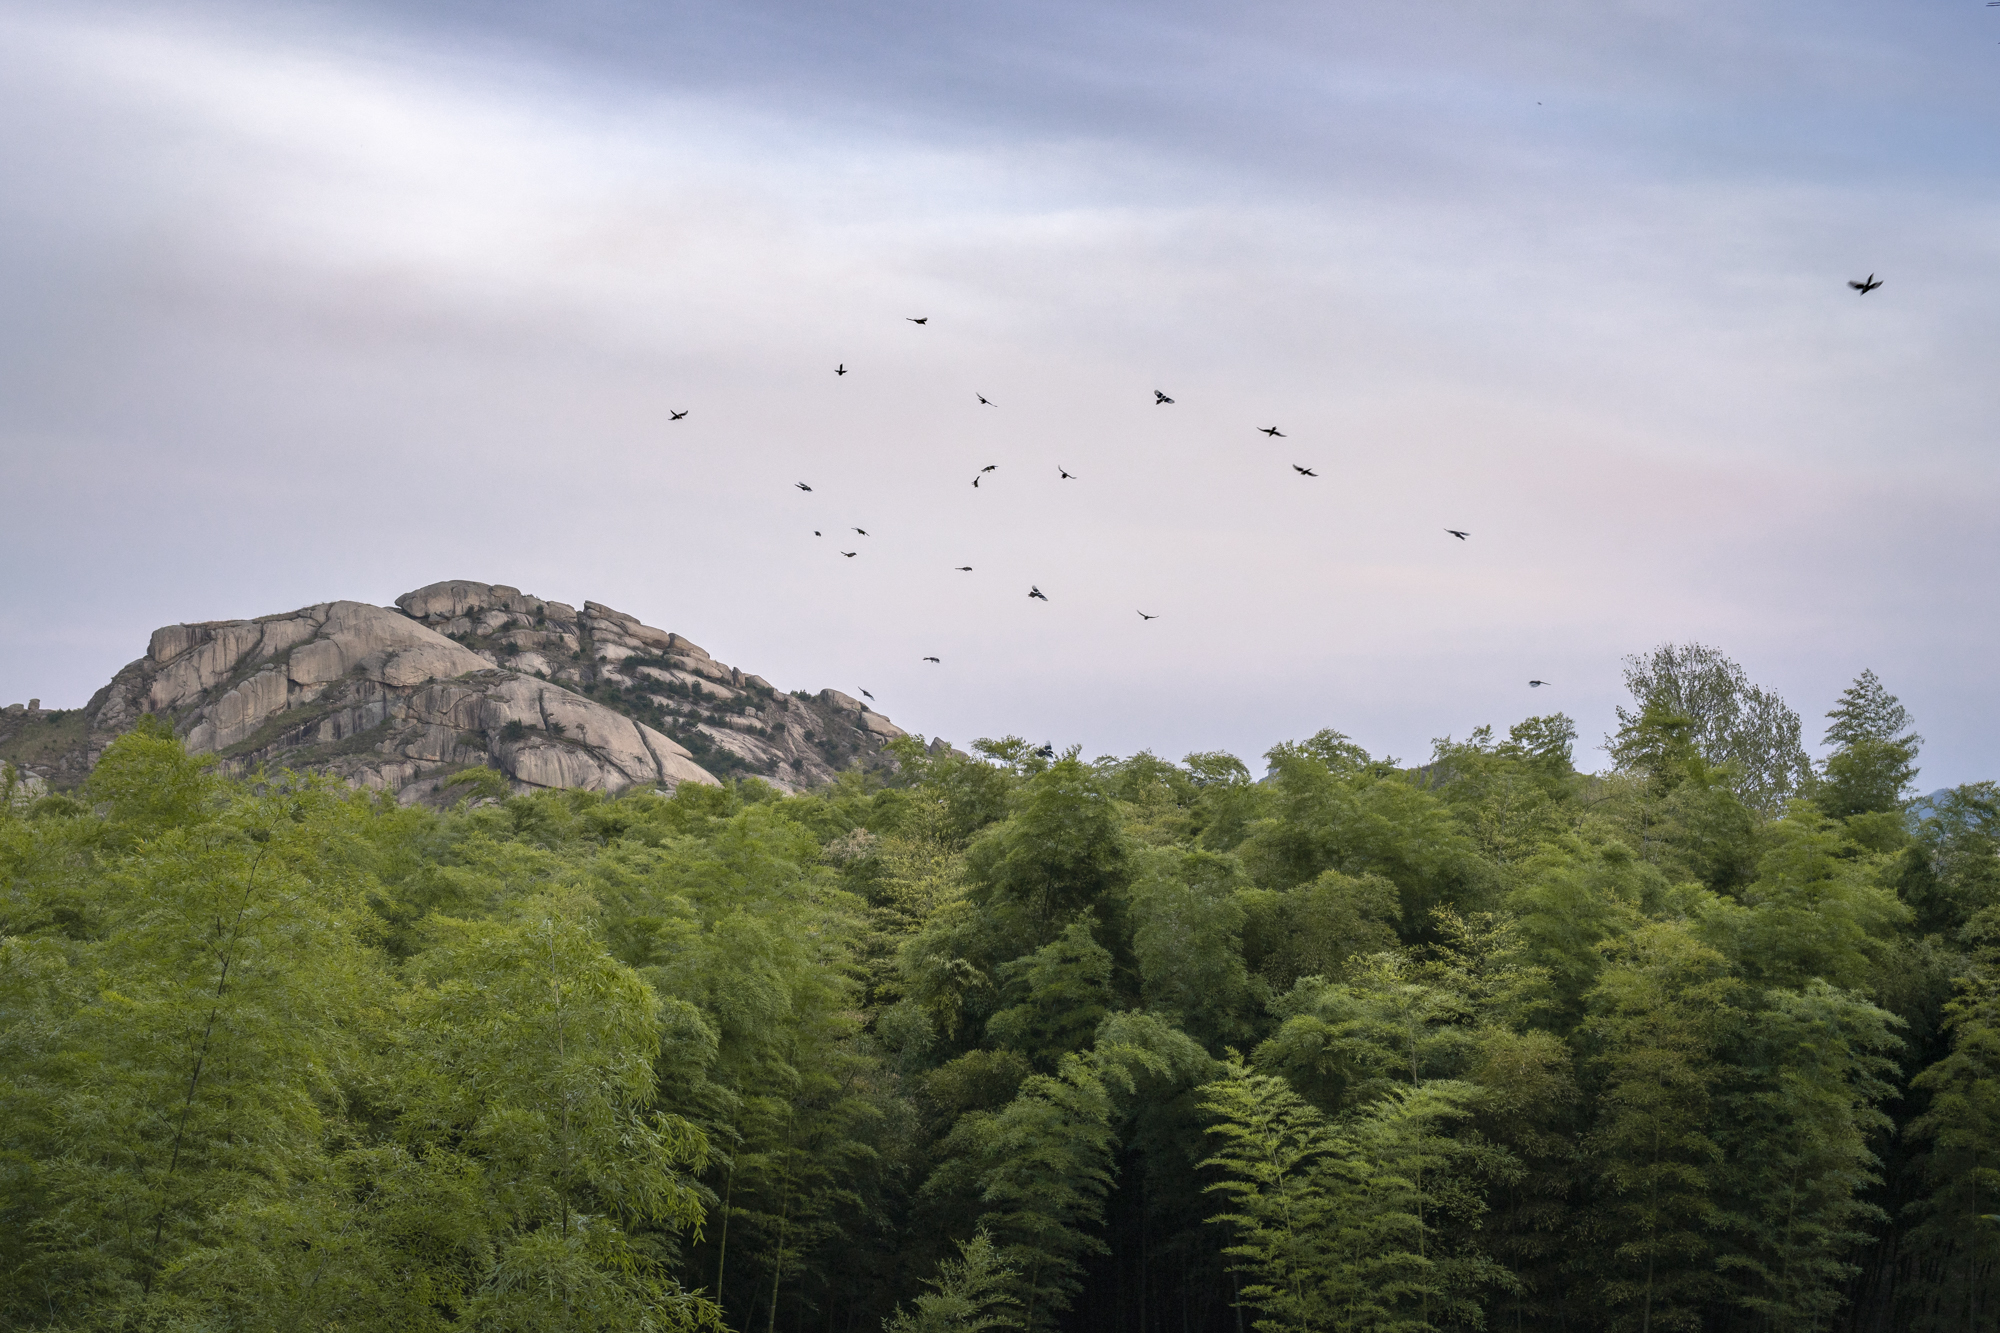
[1584, 921, 1738, 1333]
[1201, 1059, 1511, 1333]
[1712, 981, 1902, 1333]
[948, 1050, 1120, 1330]
[987, 920, 1117, 1070]
[372, 886, 719, 1332]
[1815, 669, 1922, 824]
[1698, 803, 1909, 994]
[1902, 945, 2000, 1332]
[965, 758, 1129, 935]
[1612, 643, 1811, 813]
[1823, 668, 1918, 752]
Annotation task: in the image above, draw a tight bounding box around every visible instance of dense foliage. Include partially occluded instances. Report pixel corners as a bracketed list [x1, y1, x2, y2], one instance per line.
[3, 648, 1996, 1332]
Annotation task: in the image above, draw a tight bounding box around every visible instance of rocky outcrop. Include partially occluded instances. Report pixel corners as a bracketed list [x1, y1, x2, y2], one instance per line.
[8, 581, 910, 802]
[393, 580, 905, 793]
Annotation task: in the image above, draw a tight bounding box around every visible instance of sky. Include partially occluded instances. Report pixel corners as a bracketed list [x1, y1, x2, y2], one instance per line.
[2, 0, 1998, 782]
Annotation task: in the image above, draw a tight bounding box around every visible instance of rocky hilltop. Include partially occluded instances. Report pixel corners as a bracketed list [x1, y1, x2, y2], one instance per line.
[0, 580, 909, 801]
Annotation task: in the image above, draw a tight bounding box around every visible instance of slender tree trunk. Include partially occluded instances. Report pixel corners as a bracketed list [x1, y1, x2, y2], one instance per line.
[142, 849, 265, 1298]
[769, 1176, 792, 1333]
[548, 920, 572, 1242]
[1642, 1174, 1657, 1333]
[1138, 1161, 1148, 1333]
[716, 1163, 735, 1304]
[1639, 1109, 1667, 1333]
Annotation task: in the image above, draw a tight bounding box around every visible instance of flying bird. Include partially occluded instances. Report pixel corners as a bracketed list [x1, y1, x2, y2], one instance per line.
[1293, 465, 1317, 477]
[972, 475, 981, 488]
[922, 656, 940, 663]
[978, 394, 995, 406]
[1848, 274, 1883, 294]
[1529, 680, 1551, 687]
[955, 566, 973, 571]
[835, 363, 847, 375]
[669, 410, 688, 421]
[1445, 529, 1469, 540]
[1137, 611, 1158, 620]
[981, 464, 997, 472]
[1155, 390, 1175, 405]
[795, 483, 813, 492]
[814, 530, 822, 536]
[1034, 743, 1055, 759]
[841, 551, 857, 558]
[861, 689, 875, 700]
[1028, 585, 1048, 601]
[1260, 426, 1285, 437]
[908, 317, 928, 325]
[1059, 467, 1075, 479]
[853, 527, 868, 536]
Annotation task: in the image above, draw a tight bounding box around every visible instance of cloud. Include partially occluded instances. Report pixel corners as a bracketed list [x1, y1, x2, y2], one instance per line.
[1, 0, 1996, 785]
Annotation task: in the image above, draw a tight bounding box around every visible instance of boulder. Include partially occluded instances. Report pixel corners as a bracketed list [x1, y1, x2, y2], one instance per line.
[396, 580, 496, 621]
[862, 712, 907, 738]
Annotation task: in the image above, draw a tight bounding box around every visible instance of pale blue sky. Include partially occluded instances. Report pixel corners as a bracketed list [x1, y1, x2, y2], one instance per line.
[3, 0, 1997, 781]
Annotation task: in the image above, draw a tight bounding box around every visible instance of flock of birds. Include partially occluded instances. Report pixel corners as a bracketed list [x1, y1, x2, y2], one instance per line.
[666, 274, 1887, 707]
[776, 350, 1307, 644]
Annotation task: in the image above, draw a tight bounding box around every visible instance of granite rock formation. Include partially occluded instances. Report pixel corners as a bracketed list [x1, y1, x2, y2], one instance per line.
[2, 580, 909, 802]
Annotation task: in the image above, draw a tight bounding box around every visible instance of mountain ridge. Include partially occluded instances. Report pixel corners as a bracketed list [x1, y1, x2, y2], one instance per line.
[0, 579, 910, 801]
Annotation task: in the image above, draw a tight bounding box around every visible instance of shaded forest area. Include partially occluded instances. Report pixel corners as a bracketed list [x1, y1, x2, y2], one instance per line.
[5, 645, 2000, 1333]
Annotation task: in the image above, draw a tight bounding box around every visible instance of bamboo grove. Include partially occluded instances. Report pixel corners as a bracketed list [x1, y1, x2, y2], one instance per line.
[4, 645, 1999, 1333]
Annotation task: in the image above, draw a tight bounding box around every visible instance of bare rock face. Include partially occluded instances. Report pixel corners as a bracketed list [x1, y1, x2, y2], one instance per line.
[8, 581, 910, 801]
[393, 580, 905, 792]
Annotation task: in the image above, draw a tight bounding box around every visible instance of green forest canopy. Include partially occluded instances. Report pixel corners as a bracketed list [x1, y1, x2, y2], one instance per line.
[4, 645, 1998, 1333]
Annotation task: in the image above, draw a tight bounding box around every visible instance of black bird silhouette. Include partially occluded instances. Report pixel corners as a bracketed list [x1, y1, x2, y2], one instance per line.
[955, 566, 973, 571]
[841, 551, 857, 558]
[1293, 465, 1317, 477]
[1261, 426, 1285, 437]
[669, 410, 688, 420]
[1034, 743, 1055, 759]
[1445, 529, 1469, 540]
[908, 317, 928, 325]
[978, 394, 995, 406]
[981, 464, 997, 472]
[861, 689, 875, 700]
[795, 482, 813, 492]
[1529, 680, 1551, 687]
[1848, 274, 1883, 294]
[814, 530, 822, 536]
[1028, 585, 1048, 601]
[1059, 467, 1075, 479]
[922, 656, 941, 663]
[835, 363, 847, 375]
[972, 475, 981, 488]
[1137, 611, 1158, 620]
[853, 527, 868, 536]
[1155, 390, 1175, 405]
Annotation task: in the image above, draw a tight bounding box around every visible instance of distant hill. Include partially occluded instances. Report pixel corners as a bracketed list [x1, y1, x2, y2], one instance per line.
[0, 579, 910, 802]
